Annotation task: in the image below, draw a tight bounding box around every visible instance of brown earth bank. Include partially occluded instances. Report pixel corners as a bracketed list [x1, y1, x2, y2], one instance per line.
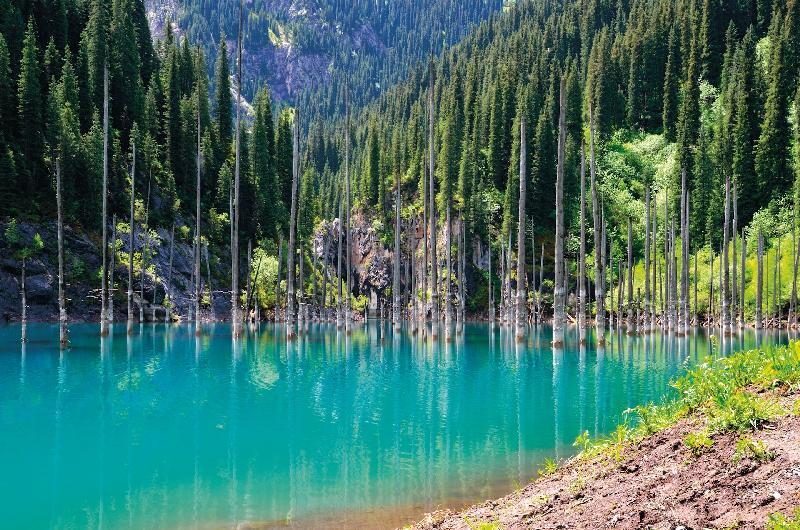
[411, 394, 800, 530]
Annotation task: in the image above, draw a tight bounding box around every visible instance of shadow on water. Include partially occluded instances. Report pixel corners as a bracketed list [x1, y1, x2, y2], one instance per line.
[0, 322, 790, 529]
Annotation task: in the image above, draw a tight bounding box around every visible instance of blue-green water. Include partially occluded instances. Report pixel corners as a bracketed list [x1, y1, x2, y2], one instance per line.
[0, 323, 785, 529]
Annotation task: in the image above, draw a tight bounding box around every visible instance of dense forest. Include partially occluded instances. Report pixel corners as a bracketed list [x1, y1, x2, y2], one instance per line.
[157, 0, 505, 115]
[1, 0, 800, 328]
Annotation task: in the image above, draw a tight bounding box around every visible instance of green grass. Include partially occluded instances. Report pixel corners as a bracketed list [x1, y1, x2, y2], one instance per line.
[733, 434, 775, 464]
[574, 341, 800, 463]
[767, 508, 800, 530]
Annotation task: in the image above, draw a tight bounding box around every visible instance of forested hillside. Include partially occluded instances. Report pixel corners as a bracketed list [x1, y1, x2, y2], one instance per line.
[2, 0, 800, 322]
[147, 0, 505, 114]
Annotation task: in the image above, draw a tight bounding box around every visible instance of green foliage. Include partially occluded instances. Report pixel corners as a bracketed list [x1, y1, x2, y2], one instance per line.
[683, 430, 713, 456]
[732, 435, 775, 464]
[537, 457, 558, 477]
[767, 508, 800, 530]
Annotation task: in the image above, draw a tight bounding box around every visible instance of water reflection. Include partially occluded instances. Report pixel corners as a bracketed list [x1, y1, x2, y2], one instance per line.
[0, 323, 788, 529]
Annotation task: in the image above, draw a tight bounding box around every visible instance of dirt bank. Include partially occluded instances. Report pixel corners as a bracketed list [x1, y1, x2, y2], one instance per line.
[412, 392, 800, 530]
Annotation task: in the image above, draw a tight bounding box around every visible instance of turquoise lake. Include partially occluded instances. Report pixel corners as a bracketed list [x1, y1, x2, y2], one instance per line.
[0, 323, 786, 529]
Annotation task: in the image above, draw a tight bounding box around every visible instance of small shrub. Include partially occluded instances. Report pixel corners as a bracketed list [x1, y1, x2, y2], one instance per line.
[684, 430, 714, 456]
[733, 435, 775, 464]
[767, 508, 800, 530]
[707, 390, 782, 433]
[537, 457, 558, 477]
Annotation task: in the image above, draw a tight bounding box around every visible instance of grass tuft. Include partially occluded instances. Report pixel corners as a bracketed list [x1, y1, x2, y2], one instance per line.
[732, 434, 775, 464]
[683, 429, 714, 456]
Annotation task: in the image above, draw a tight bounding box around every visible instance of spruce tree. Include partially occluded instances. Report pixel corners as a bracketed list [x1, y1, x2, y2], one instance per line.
[17, 20, 44, 203]
[662, 23, 680, 142]
[215, 34, 232, 151]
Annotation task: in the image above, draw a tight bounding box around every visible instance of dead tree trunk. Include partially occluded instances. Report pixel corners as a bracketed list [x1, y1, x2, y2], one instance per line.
[195, 103, 202, 331]
[589, 107, 605, 343]
[488, 238, 494, 323]
[276, 234, 283, 322]
[445, 201, 452, 341]
[56, 158, 68, 347]
[627, 217, 635, 335]
[127, 140, 136, 334]
[515, 116, 527, 342]
[231, 0, 244, 338]
[644, 183, 651, 332]
[336, 199, 343, 328]
[141, 173, 151, 325]
[756, 231, 763, 329]
[393, 171, 401, 331]
[680, 168, 689, 335]
[166, 221, 174, 323]
[578, 144, 587, 335]
[100, 65, 110, 336]
[20, 256, 26, 342]
[287, 114, 300, 339]
[732, 181, 739, 329]
[245, 239, 252, 323]
[428, 62, 439, 333]
[552, 79, 567, 346]
[345, 87, 352, 334]
[109, 215, 116, 323]
[722, 173, 731, 334]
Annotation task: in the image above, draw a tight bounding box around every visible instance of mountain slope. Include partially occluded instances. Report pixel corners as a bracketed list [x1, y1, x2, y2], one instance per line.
[146, 0, 505, 112]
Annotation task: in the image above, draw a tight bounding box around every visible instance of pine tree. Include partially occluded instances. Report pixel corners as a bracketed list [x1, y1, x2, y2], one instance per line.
[215, 34, 232, 152]
[677, 35, 700, 180]
[731, 28, 759, 224]
[755, 17, 791, 204]
[17, 20, 44, 204]
[662, 23, 680, 142]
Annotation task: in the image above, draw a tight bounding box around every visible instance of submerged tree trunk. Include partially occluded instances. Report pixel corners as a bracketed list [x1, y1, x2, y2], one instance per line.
[732, 181, 739, 329]
[345, 87, 352, 334]
[100, 65, 110, 336]
[422, 166, 428, 328]
[127, 140, 136, 334]
[644, 184, 651, 332]
[680, 169, 690, 335]
[530, 226, 536, 324]
[276, 234, 283, 323]
[445, 202, 452, 341]
[287, 114, 300, 338]
[231, 0, 244, 338]
[195, 104, 202, 331]
[552, 79, 567, 346]
[109, 215, 116, 323]
[392, 172, 400, 332]
[428, 62, 439, 333]
[578, 144, 587, 336]
[141, 173, 151, 325]
[627, 217, 635, 335]
[56, 158, 67, 347]
[722, 173, 731, 334]
[166, 221, 174, 323]
[20, 256, 27, 342]
[458, 216, 465, 333]
[756, 231, 763, 329]
[336, 199, 343, 328]
[488, 238, 494, 323]
[589, 107, 605, 343]
[515, 116, 527, 342]
[245, 239, 252, 324]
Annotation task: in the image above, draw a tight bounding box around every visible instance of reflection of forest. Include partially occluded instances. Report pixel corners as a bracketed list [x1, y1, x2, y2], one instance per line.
[0, 323, 786, 529]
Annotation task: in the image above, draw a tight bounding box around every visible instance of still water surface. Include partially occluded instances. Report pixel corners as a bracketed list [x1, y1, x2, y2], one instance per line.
[0, 323, 786, 529]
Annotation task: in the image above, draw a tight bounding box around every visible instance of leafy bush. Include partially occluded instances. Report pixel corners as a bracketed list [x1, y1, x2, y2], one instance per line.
[683, 430, 713, 456]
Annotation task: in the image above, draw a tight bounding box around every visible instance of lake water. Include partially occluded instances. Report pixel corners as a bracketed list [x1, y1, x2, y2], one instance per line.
[0, 322, 786, 529]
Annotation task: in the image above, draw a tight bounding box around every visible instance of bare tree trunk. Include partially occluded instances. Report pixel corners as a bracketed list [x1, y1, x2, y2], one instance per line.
[741, 233, 746, 327]
[722, 173, 731, 334]
[680, 169, 689, 335]
[141, 173, 151, 325]
[445, 202, 453, 341]
[195, 103, 202, 332]
[627, 217, 635, 335]
[205, 241, 214, 321]
[322, 233, 329, 321]
[643, 183, 650, 332]
[774, 240, 780, 327]
[506, 232, 513, 326]
[56, 158, 68, 347]
[231, 0, 244, 338]
[276, 234, 283, 322]
[552, 79, 567, 346]
[109, 215, 116, 323]
[515, 116, 527, 341]
[20, 256, 26, 342]
[488, 238, 494, 323]
[311, 242, 318, 321]
[345, 87, 352, 335]
[589, 107, 604, 343]
[458, 216, 465, 333]
[336, 199, 343, 328]
[539, 242, 545, 324]
[127, 140, 136, 334]
[530, 226, 536, 324]
[792, 224, 798, 329]
[732, 181, 739, 329]
[245, 239, 252, 324]
[100, 65, 110, 336]
[756, 231, 764, 329]
[578, 144, 587, 336]
[298, 246, 305, 326]
[287, 114, 300, 339]
[422, 166, 428, 328]
[394, 170, 402, 332]
[166, 221, 174, 323]
[428, 62, 439, 334]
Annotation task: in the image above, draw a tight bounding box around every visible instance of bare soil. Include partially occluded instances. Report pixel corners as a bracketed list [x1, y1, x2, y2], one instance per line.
[412, 394, 800, 530]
